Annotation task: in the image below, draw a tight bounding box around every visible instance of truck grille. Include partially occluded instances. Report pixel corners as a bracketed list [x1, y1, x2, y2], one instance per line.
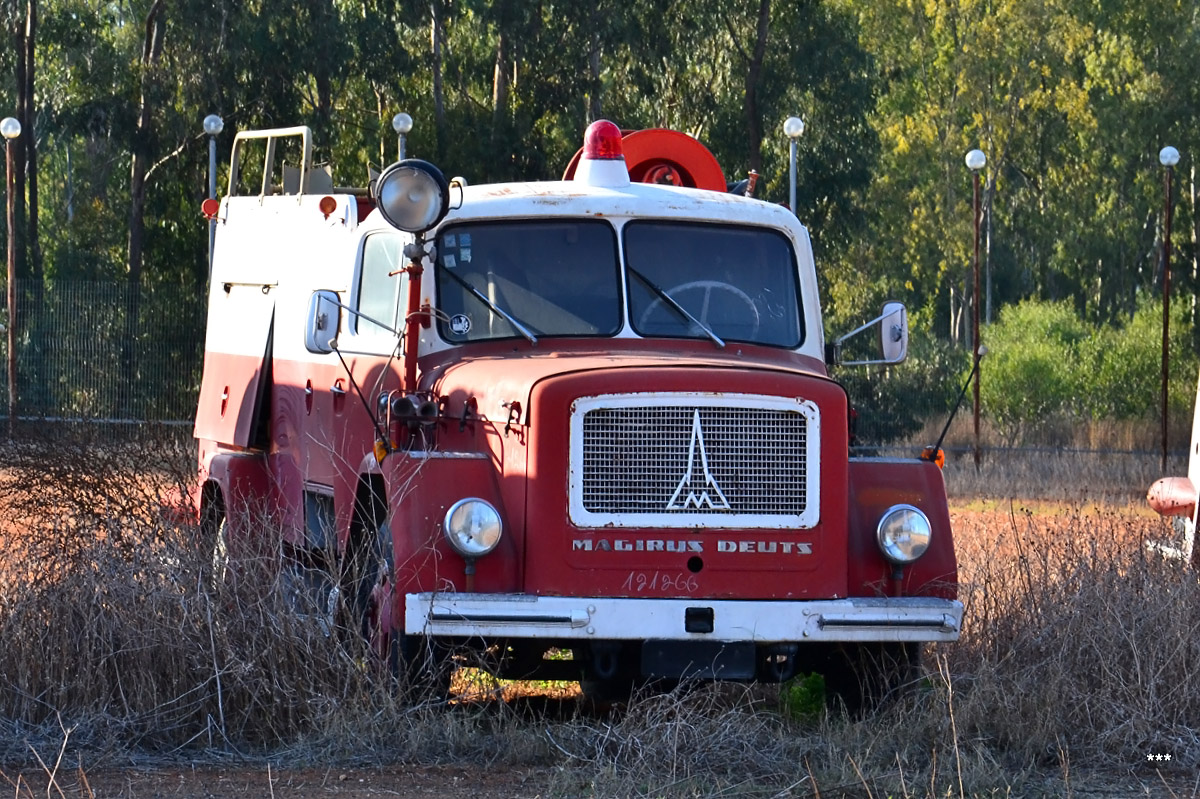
[569, 394, 820, 529]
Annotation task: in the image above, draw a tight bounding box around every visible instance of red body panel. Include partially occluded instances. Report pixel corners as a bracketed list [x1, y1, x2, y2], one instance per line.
[194, 287, 274, 447]
[202, 450, 273, 540]
[528, 366, 848, 599]
[385, 450, 519, 595]
[846, 458, 958, 599]
[195, 350, 270, 448]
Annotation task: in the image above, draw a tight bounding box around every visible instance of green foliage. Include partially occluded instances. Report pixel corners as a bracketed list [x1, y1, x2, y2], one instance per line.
[981, 298, 1198, 443]
[780, 671, 825, 721]
[1083, 297, 1198, 422]
[825, 0, 1198, 336]
[979, 300, 1089, 443]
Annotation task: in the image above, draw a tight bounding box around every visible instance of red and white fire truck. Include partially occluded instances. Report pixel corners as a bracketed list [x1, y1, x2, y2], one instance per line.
[194, 120, 961, 702]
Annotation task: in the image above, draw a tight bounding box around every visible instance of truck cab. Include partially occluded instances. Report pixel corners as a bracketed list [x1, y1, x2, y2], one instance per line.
[194, 120, 961, 704]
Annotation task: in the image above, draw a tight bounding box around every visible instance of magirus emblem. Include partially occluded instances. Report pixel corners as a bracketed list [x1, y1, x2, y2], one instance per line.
[666, 410, 731, 511]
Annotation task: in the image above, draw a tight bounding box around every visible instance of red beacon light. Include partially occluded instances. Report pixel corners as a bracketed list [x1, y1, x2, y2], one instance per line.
[583, 120, 624, 160]
[573, 119, 630, 188]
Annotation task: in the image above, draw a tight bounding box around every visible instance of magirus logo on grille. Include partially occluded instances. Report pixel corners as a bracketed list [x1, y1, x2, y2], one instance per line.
[569, 392, 820, 529]
[666, 410, 731, 511]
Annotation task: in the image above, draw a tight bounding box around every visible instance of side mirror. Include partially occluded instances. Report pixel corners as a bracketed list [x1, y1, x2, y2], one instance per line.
[831, 301, 910, 366]
[879, 301, 908, 364]
[305, 290, 341, 354]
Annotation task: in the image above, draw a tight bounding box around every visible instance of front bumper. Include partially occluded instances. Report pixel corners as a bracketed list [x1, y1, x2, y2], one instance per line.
[404, 593, 962, 643]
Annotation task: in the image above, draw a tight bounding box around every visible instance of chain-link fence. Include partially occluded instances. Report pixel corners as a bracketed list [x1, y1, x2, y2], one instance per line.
[0, 280, 206, 427]
[0, 279, 1184, 461]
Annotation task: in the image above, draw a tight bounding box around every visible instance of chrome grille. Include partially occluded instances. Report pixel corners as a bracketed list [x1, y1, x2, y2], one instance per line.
[577, 401, 811, 520]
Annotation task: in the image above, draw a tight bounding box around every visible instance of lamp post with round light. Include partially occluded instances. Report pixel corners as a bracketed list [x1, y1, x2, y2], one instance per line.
[393, 112, 413, 161]
[784, 116, 805, 215]
[1159, 145, 1180, 473]
[965, 148, 986, 469]
[3, 116, 20, 439]
[203, 114, 223, 277]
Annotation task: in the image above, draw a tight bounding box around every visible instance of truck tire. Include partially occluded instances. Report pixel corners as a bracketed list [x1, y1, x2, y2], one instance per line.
[393, 634, 453, 702]
[342, 480, 388, 641]
[823, 642, 921, 715]
[577, 642, 643, 705]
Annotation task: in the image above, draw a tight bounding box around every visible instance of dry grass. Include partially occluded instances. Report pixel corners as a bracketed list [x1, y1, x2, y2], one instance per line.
[1, 431, 1198, 797]
[948, 504, 1200, 766]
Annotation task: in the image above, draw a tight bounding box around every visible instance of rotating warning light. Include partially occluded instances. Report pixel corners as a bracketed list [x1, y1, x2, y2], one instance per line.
[583, 120, 624, 160]
[573, 120, 630, 188]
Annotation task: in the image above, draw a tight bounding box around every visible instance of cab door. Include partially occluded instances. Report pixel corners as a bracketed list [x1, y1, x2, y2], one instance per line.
[299, 232, 408, 489]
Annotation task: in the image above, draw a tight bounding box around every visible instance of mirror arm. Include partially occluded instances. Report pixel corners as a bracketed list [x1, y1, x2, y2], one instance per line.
[834, 309, 889, 346]
[320, 297, 403, 337]
[838, 355, 903, 366]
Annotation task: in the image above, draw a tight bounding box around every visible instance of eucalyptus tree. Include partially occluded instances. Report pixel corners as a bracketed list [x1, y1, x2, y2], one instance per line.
[836, 0, 1200, 342]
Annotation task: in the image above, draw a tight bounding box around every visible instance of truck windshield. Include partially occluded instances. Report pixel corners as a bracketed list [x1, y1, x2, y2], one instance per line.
[435, 220, 621, 342]
[625, 222, 803, 348]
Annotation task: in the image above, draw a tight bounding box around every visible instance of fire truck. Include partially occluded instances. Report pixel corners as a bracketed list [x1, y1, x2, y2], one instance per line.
[194, 119, 961, 703]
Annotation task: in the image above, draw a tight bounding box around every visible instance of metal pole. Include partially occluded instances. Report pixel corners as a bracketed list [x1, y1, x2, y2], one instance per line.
[202, 115, 223, 283]
[972, 169, 982, 470]
[789, 138, 797, 215]
[6, 136, 16, 440]
[1162, 164, 1174, 473]
[393, 112, 413, 162]
[208, 134, 217, 277]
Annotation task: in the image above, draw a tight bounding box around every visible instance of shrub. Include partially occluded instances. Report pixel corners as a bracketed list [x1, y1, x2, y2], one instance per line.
[979, 300, 1089, 444]
[1082, 297, 1197, 422]
[980, 297, 1198, 444]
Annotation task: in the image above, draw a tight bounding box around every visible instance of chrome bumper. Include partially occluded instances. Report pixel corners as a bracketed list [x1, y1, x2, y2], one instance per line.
[404, 593, 963, 643]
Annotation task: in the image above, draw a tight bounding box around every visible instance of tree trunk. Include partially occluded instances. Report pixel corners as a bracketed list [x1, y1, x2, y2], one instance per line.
[491, 26, 510, 171]
[311, 0, 333, 151]
[492, 29, 509, 121]
[20, 0, 43, 410]
[124, 0, 165, 417]
[430, 0, 446, 160]
[742, 0, 771, 173]
[24, 0, 38, 284]
[587, 30, 602, 123]
[127, 0, 165, 290]
[12, 17, 25, 281]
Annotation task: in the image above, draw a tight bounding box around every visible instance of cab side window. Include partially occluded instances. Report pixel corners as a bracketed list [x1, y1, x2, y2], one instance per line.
[357, 234, 405, 337]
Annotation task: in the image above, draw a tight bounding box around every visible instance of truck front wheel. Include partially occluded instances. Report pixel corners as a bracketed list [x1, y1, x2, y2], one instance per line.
[822, 642, 922, 715]
[342, 480, 388, 641]
[577, 642, 643, 705]
[393, 635, 453, 702]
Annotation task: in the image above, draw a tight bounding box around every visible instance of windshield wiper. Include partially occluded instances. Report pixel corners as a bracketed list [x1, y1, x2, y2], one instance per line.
[627, 267, 725, 348]
[436, 264, 538, 345]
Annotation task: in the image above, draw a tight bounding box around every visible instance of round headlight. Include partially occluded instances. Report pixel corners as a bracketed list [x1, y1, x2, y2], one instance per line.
[374, 159, 450, 234]
[443, 498, 502, 558]
[876, 504, 932, 565]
